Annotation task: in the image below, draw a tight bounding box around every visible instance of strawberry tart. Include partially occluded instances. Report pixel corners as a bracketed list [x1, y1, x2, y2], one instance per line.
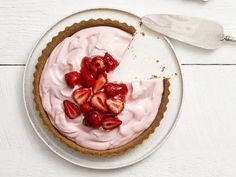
[33, 19, 170, 156]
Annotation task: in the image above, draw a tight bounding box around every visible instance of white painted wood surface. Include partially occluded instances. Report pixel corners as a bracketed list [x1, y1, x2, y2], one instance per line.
[0, 0, 236, 176]
[1, 0, 236, 64]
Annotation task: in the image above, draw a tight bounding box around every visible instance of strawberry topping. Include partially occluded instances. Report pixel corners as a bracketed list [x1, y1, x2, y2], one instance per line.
[102, 116, 122, 130]
[81, 57, 97, 75]
[91, 56, 106, 73]
[63, 53, 127, 130]
[83, 111, 103, 128]
[91, 92, 107, 112]
[81, 57, 90, 69]
[93, 73, 108, 93]
[80, 67, 96, 87]
[80, 102, 94, 114]
[63, 100, 81, 119]
[119, 83, 128, 95]
[106, 98, 124, 114]
[104, 83, 128, 98]
[103, 52, 119, 72]
[114, 94, 126, 102]
[64, 71, 81, 88]
[72, 88, 91, 105]
[84, 111, 103, 128]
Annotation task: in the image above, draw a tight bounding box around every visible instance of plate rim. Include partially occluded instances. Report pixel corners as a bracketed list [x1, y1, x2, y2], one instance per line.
[23, 7, 184, 169]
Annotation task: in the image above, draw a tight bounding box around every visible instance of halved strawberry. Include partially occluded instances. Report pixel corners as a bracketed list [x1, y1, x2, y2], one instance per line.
[80, 67, 96, 87]
[104, 83, 128, 97]
[106, 98, 124, 114]
[81, 57, 91, 69]
[114, 94, 126, 102]
[93, 73, 108, 93]
[63, 100, 81, 119]
[81, 57, 97, 75]
[91, 92, 107, 112]
[64, 71, 81, 88]
[80, 102, 94, 114]
[72, 88, 91, 105]
[83, 111, 103, 128]
[91, 56, 106, 73]
[102, 116, 122, 130]
[103, 52, 119, 72]
[120, 83, 128, 95]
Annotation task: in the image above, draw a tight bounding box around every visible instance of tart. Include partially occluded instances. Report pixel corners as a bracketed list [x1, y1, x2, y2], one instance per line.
[33, 19, 170, 156]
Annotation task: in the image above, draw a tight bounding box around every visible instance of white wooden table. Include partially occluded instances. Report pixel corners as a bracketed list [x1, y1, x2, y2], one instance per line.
[1, 0, 236, 176]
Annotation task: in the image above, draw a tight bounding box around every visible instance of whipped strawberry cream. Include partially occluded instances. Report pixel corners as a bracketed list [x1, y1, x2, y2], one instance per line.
[39, 26, 164, 150]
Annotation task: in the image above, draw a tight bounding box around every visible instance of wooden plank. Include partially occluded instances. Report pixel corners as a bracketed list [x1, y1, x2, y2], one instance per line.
[0, 66, 235, 176]
[0, 0, 236, 64]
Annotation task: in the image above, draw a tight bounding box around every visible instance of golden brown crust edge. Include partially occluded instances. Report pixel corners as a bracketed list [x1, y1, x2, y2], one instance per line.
[33, 18, 169, 156]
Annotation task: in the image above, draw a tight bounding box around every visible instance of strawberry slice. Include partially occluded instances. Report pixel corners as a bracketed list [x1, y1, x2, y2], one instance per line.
[80, 67, 96, 87]
[80, 102, 94, 114]
[81, 57, 89, 68]
[81, 57, 97, 75]
[102, 116, 122, 130]
[91, 92, 107, 112]
[83, 111, 103, 128]
[120, 83, 128, 95]
[93, 73, 108, 93]
[106, 98, 124, 114]
[91, 56, 106, 73]
[63, 100, 81, 119]
[81, 57, 92, 70]
[104, 83, 128, 97]
[72, 88, 91, 105]
[64, 71, 81, 88]
[114, 94, 126, 102]
[103, 52, 119, 72]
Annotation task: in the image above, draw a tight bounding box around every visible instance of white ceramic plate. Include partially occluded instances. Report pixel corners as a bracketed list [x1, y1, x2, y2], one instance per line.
[23, 8, 183, 169]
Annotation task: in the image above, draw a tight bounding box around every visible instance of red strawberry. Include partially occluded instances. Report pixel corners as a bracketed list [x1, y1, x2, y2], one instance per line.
[102, 116, 122, 130]
[80, 102, 94, 114]
[83, 111, 103, 128]
[120, 83, 128, 95]
[64, 71, 81, 88]
[93, 73, 108, 93]
[81, 57, 97, 75]
[91, 92, 107, 112]
[103, 52, 119, 72]
[81, 57, 91, 69]
[91, 56, 106, 73]
[80, 67, 96, 87]
[114, 94, 126, 102]
[63, 100, 81, 119]
[72, 88, 91, 105]
[104, 83, 128, 97]
[104, 83, 120, 97]
[106, 98, 124, 114]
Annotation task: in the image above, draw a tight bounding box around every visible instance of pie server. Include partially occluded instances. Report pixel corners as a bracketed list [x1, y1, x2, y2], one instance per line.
[141, 14, 236, 49]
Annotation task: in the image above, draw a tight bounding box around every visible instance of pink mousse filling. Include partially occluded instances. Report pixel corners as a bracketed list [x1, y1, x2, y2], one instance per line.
[39, 26, 164, 150]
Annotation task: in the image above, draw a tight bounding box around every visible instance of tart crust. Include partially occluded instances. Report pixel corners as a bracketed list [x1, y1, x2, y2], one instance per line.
[33, 19, 170, 156]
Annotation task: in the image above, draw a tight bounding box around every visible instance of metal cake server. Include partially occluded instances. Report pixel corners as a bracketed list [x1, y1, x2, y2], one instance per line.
[141, 14, 236, 49]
